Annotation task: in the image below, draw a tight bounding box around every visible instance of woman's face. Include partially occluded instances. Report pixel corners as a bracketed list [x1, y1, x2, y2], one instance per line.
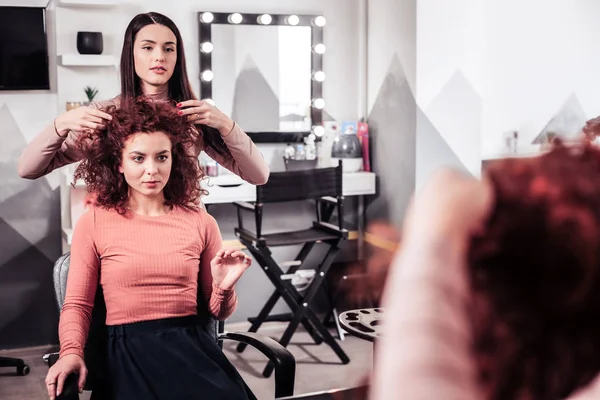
[119, 131, 172, 198]
[133, 24, 177, 92]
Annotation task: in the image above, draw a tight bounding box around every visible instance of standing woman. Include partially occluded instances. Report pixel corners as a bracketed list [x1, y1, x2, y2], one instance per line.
[18, 12, 269, 185]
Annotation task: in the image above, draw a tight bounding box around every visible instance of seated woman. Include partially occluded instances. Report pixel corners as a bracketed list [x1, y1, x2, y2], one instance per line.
[371, 140, 600, 400]
[45, 99, 253, 400]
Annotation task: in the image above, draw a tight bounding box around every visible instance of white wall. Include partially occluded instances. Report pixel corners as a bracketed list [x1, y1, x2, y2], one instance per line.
[366, 0, 417, 227]
[415, 0, 484, 187]
[482, 0, 600, 156]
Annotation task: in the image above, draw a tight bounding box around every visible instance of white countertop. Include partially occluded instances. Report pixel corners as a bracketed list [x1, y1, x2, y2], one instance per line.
[200, 172, 377, 204]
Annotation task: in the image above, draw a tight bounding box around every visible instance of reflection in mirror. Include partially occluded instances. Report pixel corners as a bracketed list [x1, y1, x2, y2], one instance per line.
[211, 24, 312, 132]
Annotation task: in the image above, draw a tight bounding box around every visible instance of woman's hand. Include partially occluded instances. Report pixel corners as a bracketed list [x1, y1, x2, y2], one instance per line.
[210, 248, 252, 290]
[54, 107, 112, 139]
[177, 100, 235, 136]
[45, 354, 87, 399]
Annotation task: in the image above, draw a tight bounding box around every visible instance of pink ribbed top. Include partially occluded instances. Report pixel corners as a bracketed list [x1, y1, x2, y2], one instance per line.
[59, 205, 236, 359]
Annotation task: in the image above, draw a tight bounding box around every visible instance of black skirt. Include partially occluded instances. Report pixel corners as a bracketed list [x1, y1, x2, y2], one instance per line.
[96, 315, 254, 400]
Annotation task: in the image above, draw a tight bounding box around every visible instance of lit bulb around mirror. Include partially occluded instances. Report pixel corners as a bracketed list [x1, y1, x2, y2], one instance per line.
[228, 13, 243, 24]
[312, 126, 325, 137]
[312, 71, 326, 82]
[313, 16, 327, 27]
[201, 70, 214, 82]
[200, 12, 214, 23]
[258, 14, 272, 25]
[313, 43, 326, 54]
[312, 98, 325, 109]
[200, 42, 213, 53]
[286, 15, 300, 26]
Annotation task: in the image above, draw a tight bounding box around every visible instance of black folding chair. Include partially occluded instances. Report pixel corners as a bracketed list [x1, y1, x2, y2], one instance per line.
[234, 162, 350, 377]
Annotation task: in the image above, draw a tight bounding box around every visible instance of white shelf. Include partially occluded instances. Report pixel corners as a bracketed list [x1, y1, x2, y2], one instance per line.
[57, 0, 121, 7]
[58, 54, 117, 67]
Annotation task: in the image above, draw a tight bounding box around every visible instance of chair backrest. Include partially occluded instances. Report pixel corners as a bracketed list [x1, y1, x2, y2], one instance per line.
[256, 162, 342, 204]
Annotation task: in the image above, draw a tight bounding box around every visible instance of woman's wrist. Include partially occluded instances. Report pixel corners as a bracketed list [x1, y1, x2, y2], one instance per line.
[218, 120, 236, 138]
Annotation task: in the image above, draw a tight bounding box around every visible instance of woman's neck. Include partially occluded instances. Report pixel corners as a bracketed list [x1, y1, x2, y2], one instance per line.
[127, 191, 170, 216]
[140, 81, 169, 101]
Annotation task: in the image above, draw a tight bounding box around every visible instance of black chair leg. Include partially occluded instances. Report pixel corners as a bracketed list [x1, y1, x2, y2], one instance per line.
[239, 245, 324, 353]
[253, 242, 351, 377]
[0, 356, 30, 376]
[322, 276, 346, 340]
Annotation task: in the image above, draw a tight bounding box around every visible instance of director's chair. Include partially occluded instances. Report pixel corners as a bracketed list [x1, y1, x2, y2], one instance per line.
[233, 161, 350, 377]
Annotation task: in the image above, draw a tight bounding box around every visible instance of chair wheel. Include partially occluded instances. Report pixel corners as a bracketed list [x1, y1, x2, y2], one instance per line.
[17, 365, 30, 376]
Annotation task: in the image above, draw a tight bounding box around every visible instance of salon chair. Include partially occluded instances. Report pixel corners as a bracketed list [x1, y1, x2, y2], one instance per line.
[0, 356, 30, 376]
[44, 253, 296, 399]
[234, 162, 350, 378]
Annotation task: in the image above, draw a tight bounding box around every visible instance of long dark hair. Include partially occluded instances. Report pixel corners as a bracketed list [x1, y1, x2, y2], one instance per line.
[119, 12, 230, 156]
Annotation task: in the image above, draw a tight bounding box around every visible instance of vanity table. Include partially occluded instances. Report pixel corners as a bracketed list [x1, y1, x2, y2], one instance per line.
[201, 172, 375, 203]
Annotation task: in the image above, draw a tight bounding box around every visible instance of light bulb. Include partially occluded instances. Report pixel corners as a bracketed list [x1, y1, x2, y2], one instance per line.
[201, 70, 214, 82]
[258, 14, 272, 25]
[313, 16, 327, 27]
[313, 43, 326, 54]
[312, 71, 326, 82]
[200, 42, 213, 53]
[286, 15, 300, 26]
[200, 12, 214, 23]
[312, 98, 325, 109]
[228, 13, 243, 24]
[312, 126, 325, 137]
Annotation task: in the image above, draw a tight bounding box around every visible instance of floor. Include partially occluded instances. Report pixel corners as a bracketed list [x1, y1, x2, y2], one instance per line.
[0, 321, 373, 399]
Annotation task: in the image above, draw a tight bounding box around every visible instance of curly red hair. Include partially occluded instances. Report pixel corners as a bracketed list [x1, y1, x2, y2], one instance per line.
[73, 98, 206, 214]
[469, 141, 600, 399]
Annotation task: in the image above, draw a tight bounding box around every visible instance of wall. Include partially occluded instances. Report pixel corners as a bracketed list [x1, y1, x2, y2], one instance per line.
[415, 0, 484, 188]
[0, 0, 61, 349]
[0, 0, 363, 349]
[366, 0, 417, 229]
[370, 0, 600, 198]
[365, 0, 482, 226]
[482, 0, 600, 156]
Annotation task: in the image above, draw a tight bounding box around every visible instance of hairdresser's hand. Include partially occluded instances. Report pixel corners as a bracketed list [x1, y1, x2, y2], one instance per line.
[177, 100, 235, 136]
[54, 107, 112, 139]
[403, 169, 494, 253]
[45, 354, 87, 399]
[210, 248, 252, 290]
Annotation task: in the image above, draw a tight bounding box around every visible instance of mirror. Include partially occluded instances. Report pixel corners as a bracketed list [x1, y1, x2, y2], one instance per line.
[198, 12, 325, 143]
[211, 24, 312, 133]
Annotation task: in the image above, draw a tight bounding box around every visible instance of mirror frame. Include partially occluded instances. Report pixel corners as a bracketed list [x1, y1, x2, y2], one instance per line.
[197, 11, 324, 143]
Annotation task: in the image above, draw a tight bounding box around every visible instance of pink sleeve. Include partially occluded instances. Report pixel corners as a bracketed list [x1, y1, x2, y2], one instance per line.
[370, 241, 484, 400]
[17, 99, 117, 179]
[198, 212, 238, 320]
[58, 209, 100, 359]
[202, 123, 270, 185]
[17, 122, 81, 179]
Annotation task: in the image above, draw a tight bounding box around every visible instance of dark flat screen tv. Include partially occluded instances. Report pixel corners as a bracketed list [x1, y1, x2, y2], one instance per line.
[0, 6, 50, 91]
